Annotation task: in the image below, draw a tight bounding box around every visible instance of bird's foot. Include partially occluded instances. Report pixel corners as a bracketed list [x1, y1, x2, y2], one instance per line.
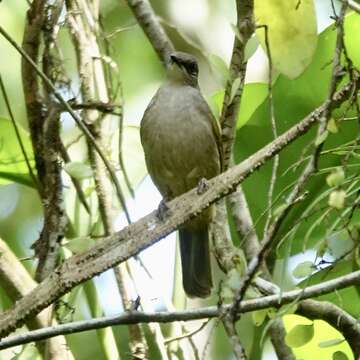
[156, 200, 171, 221]
[129, 296, 141, 311]
[197, 178, 210, 195]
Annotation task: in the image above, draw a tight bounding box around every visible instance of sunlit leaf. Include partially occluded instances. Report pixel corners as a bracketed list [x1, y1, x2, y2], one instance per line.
[237, 83, 268, 128]
[344, 13, 360, 69]
[252, 309, 267, 326]
[244, 35, 259, 62]
[254, 0, 317, 78]
[285, 323, 314, 348]
[210, 82, 268, 129]
[332, 351, 349, 360]
[267, 307, 277, 319]
[327, 118, 339, 133]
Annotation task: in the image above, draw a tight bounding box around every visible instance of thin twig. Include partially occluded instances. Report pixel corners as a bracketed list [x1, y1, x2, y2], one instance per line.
[260, 24, 279, 239]
[164, 320, 210, 344]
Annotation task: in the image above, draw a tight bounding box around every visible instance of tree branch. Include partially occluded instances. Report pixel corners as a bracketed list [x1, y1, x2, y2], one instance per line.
[0, 77, 356, 338]
[345, 0, 360, 13]
[1, 268, 360, 350]
[125, 0, 174, 66]
[297, 299, 360, 356]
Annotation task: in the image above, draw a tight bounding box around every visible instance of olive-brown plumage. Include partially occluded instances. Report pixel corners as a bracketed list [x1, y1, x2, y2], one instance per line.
[140, 52, 221, 298]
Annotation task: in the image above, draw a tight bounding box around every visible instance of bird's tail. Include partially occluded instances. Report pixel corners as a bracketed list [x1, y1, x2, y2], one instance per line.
[179, 226, 212, 298]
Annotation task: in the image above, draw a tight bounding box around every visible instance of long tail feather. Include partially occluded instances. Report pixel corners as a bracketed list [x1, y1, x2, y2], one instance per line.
[179, 227, 212, 298]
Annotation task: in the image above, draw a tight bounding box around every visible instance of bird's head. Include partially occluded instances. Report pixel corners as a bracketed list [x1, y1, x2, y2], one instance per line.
[167, 51, 199, 87]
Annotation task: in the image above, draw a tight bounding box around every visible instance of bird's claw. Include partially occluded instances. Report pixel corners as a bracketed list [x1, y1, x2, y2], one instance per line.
[156, 200, 171, 221]
[197, 178, 209, 195]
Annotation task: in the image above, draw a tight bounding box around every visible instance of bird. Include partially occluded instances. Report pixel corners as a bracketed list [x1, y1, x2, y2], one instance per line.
[140, 51, 222, 298]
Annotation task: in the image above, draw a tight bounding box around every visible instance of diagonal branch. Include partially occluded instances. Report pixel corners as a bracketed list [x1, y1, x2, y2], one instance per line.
[125, 0, 174, 66]
[0, 76, 357, 338]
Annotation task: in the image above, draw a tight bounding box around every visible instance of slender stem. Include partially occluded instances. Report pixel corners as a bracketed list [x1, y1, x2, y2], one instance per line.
[1, 268, 360, 350]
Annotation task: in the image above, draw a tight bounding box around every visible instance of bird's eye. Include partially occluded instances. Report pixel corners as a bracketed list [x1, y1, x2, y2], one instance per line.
[186, 62, 198, 76]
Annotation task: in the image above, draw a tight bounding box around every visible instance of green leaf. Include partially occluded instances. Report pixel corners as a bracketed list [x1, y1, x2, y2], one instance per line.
[244, 35, 259, 62]
[327, 118, 339, 133]
[267, 307, 277, 319]
[285, 323, 314, 348]
[292, 261, 315, 279]
[254, 0, 317, 78]
[208, 90, 223, 120]
[210, 82, 268, 128]
[252, 309, 267, 326]
[332, 351, 349, 360]
[344, 12, 360, 69]
[0, 171, 34, 187]
[64, 161, 93, 180]
[318, 338, 345, 348]
[231, 13, 360, 262]
[0, 117, 36, 187]
[237, 82, 268, 128]
[230, 25, 259, 61]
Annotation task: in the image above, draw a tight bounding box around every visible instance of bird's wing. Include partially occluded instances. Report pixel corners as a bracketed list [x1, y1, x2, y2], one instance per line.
[196, 93, 224, 172]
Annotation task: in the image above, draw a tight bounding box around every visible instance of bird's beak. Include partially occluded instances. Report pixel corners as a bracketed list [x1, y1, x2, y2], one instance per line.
[170, 54, 178, 65]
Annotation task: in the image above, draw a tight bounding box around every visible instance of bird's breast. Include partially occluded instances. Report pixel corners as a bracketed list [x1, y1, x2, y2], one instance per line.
[141, 84, 220, 199]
